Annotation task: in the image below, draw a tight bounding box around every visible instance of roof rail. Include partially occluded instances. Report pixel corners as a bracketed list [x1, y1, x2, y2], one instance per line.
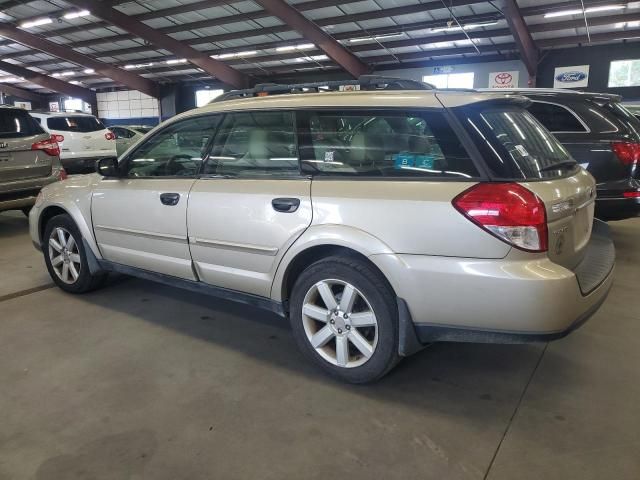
[212, 75, 434, 103]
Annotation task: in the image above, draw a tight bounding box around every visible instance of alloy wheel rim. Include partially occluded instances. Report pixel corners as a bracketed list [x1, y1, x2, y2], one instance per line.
[301, 279, 378, 368]
[48, 227, 81, 285]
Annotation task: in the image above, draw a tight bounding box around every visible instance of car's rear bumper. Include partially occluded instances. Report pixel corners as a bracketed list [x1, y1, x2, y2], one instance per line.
[595, 196, 640, 220]
[372, 220, 615, 348]
[595, 179, 640, 220]
[0, 175, 59, 213]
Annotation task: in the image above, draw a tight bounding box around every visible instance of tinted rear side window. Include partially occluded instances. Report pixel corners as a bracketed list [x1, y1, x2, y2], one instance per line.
[527, 102, 587, 132]
[47, 116, 105, 132]
[600, 102, 640, 140]
[462, 106, 576, 180]
[0, 109, 45, 139]
[298, 110, 479, 179]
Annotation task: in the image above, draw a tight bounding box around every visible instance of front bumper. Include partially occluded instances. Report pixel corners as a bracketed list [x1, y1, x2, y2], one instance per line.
[372, 220, 615, 348]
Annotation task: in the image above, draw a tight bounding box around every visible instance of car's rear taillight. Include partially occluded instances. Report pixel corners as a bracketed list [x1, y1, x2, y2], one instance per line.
[105, 131, 115, 140]
[32, 135, 60, 157]
[623, 191, 640, 198]
[55, 168, 68, 181]
[52, 134, 64, 143]
[453, 183, 548, 252]
[612, 141, 640, 166]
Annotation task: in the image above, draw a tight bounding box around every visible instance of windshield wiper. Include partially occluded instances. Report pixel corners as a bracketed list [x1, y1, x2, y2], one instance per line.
[540, 161, 578, 172]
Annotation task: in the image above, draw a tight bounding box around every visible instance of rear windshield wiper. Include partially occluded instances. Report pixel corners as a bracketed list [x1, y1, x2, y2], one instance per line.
[540, 161, 578, 172]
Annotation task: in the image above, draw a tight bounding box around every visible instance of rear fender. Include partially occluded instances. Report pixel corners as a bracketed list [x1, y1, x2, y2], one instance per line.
[270, 224, 394, 302]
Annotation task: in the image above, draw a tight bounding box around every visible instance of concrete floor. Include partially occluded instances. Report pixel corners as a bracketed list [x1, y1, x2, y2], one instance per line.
[0, 210, 638, 480]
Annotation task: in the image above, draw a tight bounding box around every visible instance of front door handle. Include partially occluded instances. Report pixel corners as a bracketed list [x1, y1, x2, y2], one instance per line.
[160, 192, 180, 206]
[272, 197, 300, 213]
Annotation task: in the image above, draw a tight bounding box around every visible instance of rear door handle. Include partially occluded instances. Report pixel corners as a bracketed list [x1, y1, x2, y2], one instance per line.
[160, 192, 180, 206]
[272, 197, 300, 213]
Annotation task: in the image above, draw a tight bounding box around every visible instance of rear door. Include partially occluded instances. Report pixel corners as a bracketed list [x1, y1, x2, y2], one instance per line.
[0, 109, 53, 182]
[188, 110, 312, 297]
[460, 105, 596, 270]
[46, 115, 116, 158]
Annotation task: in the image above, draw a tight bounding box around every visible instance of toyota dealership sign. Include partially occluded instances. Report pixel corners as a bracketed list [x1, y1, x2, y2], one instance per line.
[488, 70, 519, 88]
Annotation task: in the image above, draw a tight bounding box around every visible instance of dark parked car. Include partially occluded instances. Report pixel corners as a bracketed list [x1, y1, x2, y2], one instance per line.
[483, 89, 640, 220]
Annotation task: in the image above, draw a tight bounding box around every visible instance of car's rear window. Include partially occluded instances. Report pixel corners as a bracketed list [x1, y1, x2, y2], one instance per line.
[47, 116, 105, 132]
[461, 106, 577, 180]
[0, 109, 45, 139]
[133, 126, 152, 134]
[601, 102, 640, 140]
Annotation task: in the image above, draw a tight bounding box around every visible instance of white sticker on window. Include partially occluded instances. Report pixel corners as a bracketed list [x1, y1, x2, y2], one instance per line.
[515, 145, 529, 157]
[324, 150, 335, 162]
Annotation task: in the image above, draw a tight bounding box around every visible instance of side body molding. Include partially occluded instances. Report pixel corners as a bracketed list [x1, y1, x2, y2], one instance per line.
[270, 224, 395, 302]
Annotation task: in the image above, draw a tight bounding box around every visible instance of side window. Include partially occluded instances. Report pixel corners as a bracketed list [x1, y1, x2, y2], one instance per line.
[300, 110, 479, 178]
[111, 127, 124, 139]
[527, 102, 587, 132]
[124, 115, 220, 178]
[204, 111, 299, 177]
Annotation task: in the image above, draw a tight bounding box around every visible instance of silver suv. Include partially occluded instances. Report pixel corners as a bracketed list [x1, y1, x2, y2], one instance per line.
[28, 78, 615, 383]
[0, 106, 66, 215]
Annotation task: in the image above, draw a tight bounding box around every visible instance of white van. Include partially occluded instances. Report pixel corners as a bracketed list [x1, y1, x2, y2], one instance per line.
[30, 112, 117, 174]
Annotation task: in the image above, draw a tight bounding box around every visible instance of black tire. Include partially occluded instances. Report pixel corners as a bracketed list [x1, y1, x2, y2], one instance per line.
[43, 214, 107, 293]
[289, 255, 400, 383]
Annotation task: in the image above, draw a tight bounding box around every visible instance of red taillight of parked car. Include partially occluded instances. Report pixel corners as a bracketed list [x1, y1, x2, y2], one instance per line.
[52, 134, 65, 143]
[105, 131, 116, 140]
[31, 135, 61, 157]
[453, 183, 548, 252]
[623, 191, 640, 198]
[611, 141, 640, 166]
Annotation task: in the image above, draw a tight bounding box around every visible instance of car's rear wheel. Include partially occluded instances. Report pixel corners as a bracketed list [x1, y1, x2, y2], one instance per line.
[43, 214, 106, 293]
[290, 255, 399, 383]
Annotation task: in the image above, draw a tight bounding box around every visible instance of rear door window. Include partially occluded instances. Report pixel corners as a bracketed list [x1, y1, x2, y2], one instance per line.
[462, 106, 577, 179]
[0, 109, 45, 139]
[47, 116, 106, 132]
[527, 102, 587, 132]
[298, 110, 479, 179]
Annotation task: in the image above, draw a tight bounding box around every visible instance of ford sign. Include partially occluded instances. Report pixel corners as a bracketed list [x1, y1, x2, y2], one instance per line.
[555, 71, 587, 83]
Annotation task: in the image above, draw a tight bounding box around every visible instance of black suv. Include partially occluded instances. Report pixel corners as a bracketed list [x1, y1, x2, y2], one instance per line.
[487, 89, 640, 220]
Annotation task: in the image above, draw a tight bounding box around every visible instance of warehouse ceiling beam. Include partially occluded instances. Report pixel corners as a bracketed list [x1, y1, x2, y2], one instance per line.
[0, 82, 44, 103]
[503, 0, 539, 82]
[62, 0, 250, 88]
[0, 59, 96, 103]
[0, 23, 160, 98]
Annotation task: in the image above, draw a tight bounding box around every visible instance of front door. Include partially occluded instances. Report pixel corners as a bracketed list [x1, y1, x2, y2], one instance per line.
[188, 111, 312, 297]
[92, 115, 220, 279]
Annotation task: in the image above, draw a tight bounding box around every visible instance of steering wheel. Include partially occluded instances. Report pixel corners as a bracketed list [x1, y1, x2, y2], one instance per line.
[164, 154, 194, 176]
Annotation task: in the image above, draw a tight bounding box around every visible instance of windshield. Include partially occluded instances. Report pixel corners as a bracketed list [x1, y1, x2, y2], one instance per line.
[47, 116, 106, 132]
[0, 109, 45, 139]
[461, 106, 577, 179]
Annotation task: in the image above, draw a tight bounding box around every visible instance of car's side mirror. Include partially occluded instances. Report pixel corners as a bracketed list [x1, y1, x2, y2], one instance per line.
[96, 157, 120, 177]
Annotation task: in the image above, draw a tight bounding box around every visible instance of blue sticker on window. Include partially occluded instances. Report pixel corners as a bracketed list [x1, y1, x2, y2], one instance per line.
[393, 152, 414, 169]
[415, 155, 435, 169]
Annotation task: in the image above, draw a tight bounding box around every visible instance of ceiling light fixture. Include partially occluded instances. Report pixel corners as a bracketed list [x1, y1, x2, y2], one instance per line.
[52, 71, 75, 77]
[430, 21, 498, 33]
[63, 10, 90, 20]
[0, 76, 25, 83]
[20, 17, 53, 29]
[212, 50, 258, 59]
[348, 33, 404, 43]
[543, 5, 626, 17]
[166, 58, 187, 64]
[276, 43, 315, 52]
[83, 68, 95, 74]
[124, 63, 154, 69]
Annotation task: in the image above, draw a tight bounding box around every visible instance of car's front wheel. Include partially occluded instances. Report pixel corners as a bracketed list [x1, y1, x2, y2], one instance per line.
[43, 214, 106, 293]
[290, 255, 400, 383]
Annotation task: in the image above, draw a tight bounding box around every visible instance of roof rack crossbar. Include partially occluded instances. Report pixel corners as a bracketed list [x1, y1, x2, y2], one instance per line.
[213, 75, 433, 103]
